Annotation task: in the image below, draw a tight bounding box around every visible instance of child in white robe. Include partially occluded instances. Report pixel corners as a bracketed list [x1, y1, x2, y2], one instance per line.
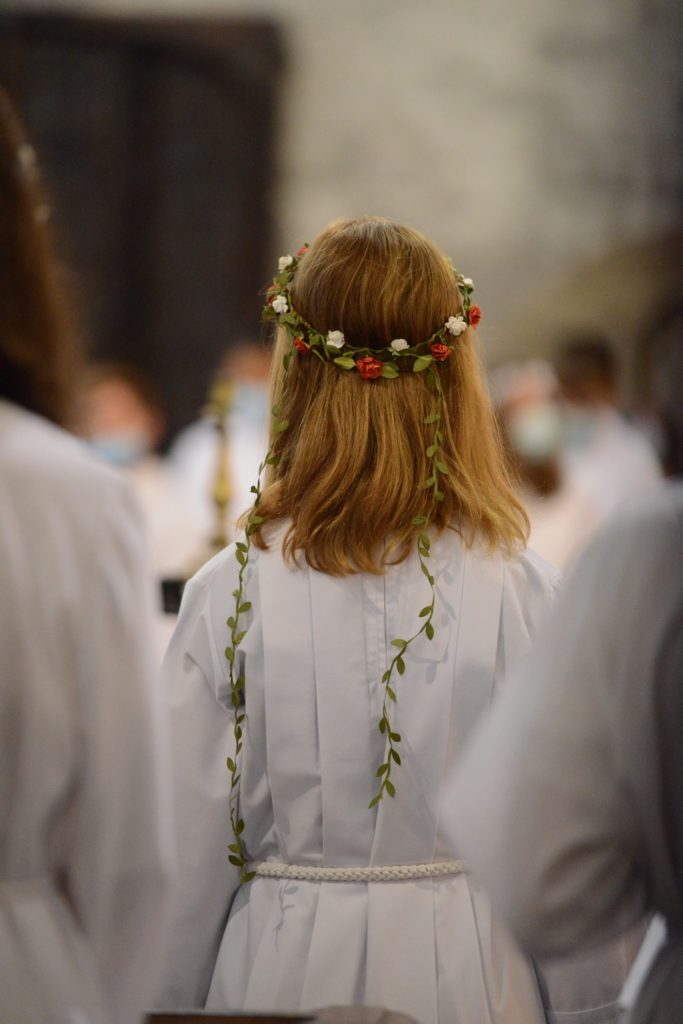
[0, 88, 174, 1024]
[158, 217, 627, 1022]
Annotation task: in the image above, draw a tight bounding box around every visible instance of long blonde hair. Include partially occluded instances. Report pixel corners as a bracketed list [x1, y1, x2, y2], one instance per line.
[250, 216, 528, 574]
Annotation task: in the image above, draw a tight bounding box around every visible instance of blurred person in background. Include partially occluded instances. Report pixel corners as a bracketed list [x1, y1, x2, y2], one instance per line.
[169, 337, 270, 536]
[556, 335, 661, 519]
[449, 483, 682, 1024]
[0, 88, 173, 1024]
[491, 359, 600, 571]
[81, 361, 206, 581]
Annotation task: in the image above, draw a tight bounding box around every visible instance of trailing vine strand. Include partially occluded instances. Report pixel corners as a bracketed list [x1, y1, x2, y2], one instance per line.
[224, 244, 480, 877]
[224, 349, 293, 882]
[369, 366, 445, 808]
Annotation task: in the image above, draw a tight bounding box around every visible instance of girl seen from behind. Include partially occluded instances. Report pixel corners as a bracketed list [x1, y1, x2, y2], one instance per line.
[158, 216, 558, 1023]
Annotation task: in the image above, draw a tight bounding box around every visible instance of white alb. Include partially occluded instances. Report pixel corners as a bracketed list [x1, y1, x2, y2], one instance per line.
[0, 400, 174, 1024]
[157, 523, 561, 1023]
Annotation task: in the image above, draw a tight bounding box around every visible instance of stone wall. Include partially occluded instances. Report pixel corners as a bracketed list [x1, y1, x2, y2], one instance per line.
[11, 0, 683, 371]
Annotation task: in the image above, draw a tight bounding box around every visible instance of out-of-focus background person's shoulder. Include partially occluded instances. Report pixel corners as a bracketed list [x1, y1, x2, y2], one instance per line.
[79, 360, 208, 581]
[449, 482, 683, 1022]
[0, 87, 174, 1024]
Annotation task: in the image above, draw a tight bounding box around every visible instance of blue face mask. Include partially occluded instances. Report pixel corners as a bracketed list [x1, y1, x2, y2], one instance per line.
[561, 408, 599, 450]
[90, 432, 149, 467]
[507, 404, 561, 462]
[231, 385, 269, 428]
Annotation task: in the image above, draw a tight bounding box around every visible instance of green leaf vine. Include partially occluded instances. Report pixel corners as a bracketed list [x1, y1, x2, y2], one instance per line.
[368, 365, 446, 808]
[226, 243, 474, 874]
[224, 348, 293, 882]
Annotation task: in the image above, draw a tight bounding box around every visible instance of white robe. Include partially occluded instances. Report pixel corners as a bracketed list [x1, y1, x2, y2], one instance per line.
[169, 404, 268, 538]
[522, 478, 601, 572]
[157, 523, 561, 1023]
[126, 455, 207, 580]
[561, 408, 661, 521]
[0, 400, 175, 1024]
[449, 487, 683, 1019]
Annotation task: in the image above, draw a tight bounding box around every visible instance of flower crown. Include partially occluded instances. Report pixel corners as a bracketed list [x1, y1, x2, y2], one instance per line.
[263, 245, 482, 379]
[223, 243, 482, 882]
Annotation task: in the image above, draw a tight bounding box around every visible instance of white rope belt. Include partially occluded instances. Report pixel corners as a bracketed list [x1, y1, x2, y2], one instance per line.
[252, 859, 465, 882]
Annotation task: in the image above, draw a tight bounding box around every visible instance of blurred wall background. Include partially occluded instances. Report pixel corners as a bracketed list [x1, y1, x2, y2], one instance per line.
[3, 0, 682, 430]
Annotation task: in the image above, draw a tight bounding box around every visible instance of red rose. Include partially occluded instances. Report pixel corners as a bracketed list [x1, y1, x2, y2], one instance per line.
[430, 342, 451, 361]
[355, 355, 383, 380]
[468, 304, 482, 327]
[293, 336, 309, 354]
[297, 245, 309, 257]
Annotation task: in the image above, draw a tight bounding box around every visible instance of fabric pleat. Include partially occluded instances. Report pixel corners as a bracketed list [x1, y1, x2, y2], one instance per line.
[169, 527, 563, 1023]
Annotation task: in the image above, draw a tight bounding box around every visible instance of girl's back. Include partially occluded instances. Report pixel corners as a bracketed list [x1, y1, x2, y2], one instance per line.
[160, 526, 558, 1022]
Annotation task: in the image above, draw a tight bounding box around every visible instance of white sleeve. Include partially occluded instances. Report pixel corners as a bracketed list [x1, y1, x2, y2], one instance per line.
[450, 511, 657, 958]
[67, 479, 175, 1024]
[154, 561, 241, 1009]
[499, 546, 562, 676]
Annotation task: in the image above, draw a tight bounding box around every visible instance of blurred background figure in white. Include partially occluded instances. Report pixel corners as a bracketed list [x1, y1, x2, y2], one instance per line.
[81, 361, 206, 581]
[450, 483, 683, 1024]
[169, 337, 271, 536]
[0, 87, 173, 1024]
[556, 335, 662, 520]
[491, 359, 601, 571]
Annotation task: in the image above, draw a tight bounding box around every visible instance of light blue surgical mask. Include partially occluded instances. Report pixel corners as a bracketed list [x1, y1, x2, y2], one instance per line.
[231, 384, 269, 428]
[561, 408, 599, 450]
[90, 431, 150, 467]
[508, 403, 561, 462]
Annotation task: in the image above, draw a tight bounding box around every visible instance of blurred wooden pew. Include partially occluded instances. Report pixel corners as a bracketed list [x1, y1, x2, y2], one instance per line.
[147, 1015, 311, 1024]
[147, 1008, 417, 1023]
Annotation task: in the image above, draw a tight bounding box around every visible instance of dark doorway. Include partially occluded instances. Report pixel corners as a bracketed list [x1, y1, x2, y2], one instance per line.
[1, 11, 284, 439]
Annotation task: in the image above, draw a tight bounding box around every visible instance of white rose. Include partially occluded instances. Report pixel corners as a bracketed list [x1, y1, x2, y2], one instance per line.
[327, 330, 345, 349]
[272, 295, 289, 315]
[445, 315, 467, 337]
[462, 277, 473, 288]
[390, 338, 409, 352]
[278, 255, 294, 272]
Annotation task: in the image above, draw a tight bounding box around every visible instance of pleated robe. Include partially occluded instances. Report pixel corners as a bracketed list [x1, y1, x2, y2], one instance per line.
[0, 400, 174, 1024]
[157, 524, 560, 1023]
[450, 485, 682, 1022]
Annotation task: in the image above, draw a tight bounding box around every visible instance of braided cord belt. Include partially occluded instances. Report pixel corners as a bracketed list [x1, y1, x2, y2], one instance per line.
[252, 860, 465, 882]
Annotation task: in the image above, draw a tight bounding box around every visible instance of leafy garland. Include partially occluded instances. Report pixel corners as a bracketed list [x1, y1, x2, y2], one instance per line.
[224, 351, 293, 882]
[224, 245, 481, 880]
[261, 249, 481, 379]
[370, 365, 448, 806]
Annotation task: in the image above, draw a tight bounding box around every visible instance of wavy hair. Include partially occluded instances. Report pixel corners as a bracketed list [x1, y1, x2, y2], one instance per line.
[0, 88, 81, 427]
[250, 216, 528, 574]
